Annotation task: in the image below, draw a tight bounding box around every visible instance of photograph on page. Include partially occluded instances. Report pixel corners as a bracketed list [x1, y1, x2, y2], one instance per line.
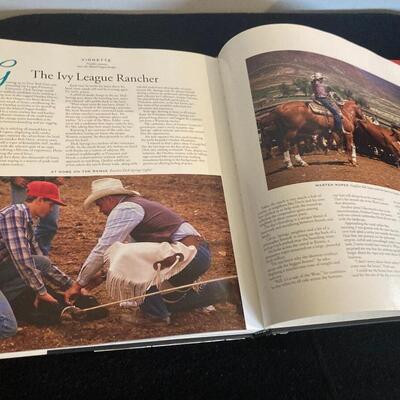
[0, 175, 245, 355]
[246, 50, 400, 192]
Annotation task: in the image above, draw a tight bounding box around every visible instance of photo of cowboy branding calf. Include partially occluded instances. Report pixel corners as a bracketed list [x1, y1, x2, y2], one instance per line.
[247, 50, 400, 192]
[0, 175, 244, 355]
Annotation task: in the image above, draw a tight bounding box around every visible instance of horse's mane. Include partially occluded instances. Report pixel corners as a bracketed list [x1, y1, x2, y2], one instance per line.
[340, 99, 356, 108]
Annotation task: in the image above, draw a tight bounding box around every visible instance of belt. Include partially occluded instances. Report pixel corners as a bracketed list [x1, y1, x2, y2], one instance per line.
[179, 235, 205, 249]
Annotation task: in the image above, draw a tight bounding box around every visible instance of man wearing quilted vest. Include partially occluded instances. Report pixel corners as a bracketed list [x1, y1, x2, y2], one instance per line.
[65, 178, 238, 323]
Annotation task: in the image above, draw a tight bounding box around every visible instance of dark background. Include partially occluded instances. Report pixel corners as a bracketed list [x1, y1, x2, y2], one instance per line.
[1, 13, 400, 399]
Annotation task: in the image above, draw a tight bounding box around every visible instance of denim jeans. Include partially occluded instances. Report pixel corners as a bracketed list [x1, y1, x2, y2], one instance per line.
[0, 290, 17, 339]
[140, 242, 227, 319]
[35, 205, 59, 255]
[0, 255, 54, 302]
[0, 250, 41, 339]
[10, 183, 60, 255]
[316, 97, 343, 132]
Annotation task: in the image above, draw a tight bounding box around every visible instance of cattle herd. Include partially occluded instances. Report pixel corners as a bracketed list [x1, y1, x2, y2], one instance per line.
[257, 100, 400, 169]
[354, 119, 400, 167]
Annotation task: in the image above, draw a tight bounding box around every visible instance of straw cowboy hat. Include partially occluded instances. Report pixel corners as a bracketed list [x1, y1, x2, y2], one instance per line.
[83, 178, 140, 209]
[311, 72, 324, 80]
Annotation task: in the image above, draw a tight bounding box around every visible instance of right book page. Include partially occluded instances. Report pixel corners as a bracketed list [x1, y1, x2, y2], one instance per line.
[218, 24, 400, 329]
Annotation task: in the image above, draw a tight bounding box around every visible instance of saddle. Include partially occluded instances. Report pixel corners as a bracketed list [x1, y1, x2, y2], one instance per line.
[308, 100, 343, 119]
[308, 101, 333, 116]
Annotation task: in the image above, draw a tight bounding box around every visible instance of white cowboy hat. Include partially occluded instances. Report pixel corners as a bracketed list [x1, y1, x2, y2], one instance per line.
[311, 72, 324, 80]
[83, 178, 141, 209]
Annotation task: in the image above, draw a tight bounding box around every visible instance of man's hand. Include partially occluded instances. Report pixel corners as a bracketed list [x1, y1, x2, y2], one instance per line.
[34, 292, 58, 308]
[84, 272, 107, 291]
[64, 282, 82, 305]
[12, 177, 28, 188]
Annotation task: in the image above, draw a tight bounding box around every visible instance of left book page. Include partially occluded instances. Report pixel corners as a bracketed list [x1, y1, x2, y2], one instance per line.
[0, 39, 261, 359]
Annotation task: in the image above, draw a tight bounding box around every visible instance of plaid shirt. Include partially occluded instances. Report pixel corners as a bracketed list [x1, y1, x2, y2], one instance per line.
[0, 204, 71, 294]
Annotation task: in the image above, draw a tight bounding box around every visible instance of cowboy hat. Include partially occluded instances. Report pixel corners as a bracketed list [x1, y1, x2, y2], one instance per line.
[311, 72, 324, 80]
[83, 178, 140, 209]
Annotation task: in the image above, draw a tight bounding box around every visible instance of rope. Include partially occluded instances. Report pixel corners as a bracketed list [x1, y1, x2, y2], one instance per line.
[61, 274, 238, 317]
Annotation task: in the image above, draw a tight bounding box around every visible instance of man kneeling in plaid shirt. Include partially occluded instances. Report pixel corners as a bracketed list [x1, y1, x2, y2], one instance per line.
[0, 181, 74, 339]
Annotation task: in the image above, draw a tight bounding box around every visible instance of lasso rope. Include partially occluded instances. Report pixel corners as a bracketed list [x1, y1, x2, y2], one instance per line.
[61, 274, 238, 317]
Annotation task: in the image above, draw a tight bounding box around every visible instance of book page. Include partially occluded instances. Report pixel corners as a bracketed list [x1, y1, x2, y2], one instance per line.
[218, 24, 400, 328]
[0, 38, 262, 358]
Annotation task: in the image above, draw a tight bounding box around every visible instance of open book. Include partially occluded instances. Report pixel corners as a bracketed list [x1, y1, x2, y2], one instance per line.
[0, 23, 399, 359]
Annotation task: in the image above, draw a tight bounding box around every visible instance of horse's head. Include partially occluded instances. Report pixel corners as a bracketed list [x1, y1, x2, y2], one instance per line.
[342, 100, 365, 122]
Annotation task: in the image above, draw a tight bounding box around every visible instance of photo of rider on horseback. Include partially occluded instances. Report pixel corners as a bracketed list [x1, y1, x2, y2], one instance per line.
[248, 49, 400, 191]
[311, 72, 346, 135]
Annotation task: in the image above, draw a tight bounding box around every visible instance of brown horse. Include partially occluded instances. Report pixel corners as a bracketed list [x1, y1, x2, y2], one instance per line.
[265, 100, 364, 168]
[355, 119, 400, 167]
[258, 116, 342, 160]
[391, 127, 400, 142]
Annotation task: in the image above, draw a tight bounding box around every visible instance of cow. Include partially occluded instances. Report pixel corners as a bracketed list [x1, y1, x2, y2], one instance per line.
[355, 120, 400, 167]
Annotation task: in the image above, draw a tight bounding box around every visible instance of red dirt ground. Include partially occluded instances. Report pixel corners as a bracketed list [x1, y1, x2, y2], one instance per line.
[0, 175, 245, 356]
[264, 151, 400, 192]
